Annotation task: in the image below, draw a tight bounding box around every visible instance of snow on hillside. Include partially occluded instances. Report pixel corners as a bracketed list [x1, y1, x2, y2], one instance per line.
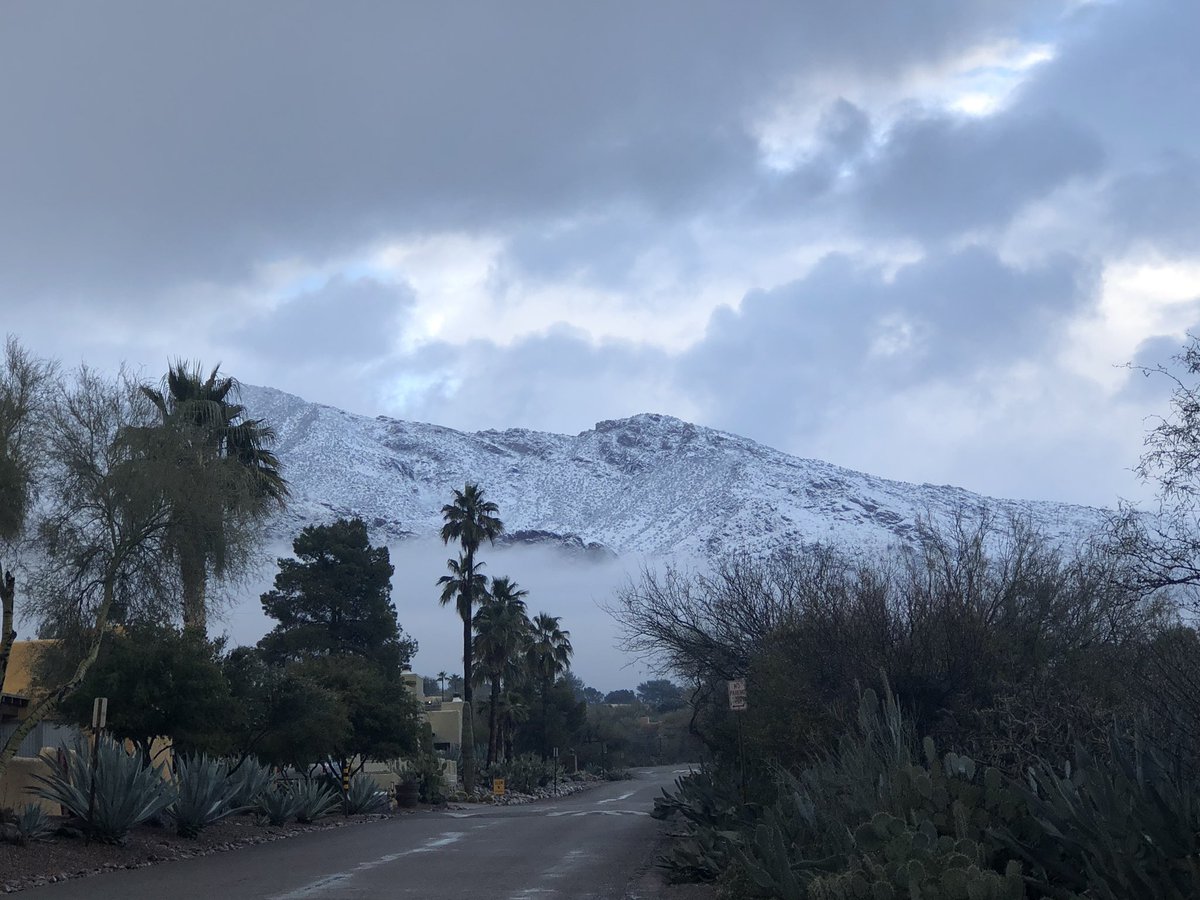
[238, 384, 1109, 558]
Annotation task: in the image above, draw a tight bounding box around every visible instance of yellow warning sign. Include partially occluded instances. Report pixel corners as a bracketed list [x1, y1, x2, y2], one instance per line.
[493, 778, 506, 796]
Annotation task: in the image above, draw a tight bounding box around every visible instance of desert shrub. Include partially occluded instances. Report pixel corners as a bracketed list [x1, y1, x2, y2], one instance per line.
[342, 773, 388, 814]
[33, 737, 175, 843]
[651, 766, 757, 884]
[495, 754, 553, 794]
[169, 754, 243, 838]
[408, 753, 450, 804]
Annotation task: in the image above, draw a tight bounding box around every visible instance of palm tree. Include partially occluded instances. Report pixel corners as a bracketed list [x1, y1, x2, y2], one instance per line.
[494, 689, 529, 765]
[141, 362, 287, 632]
[473, 577, 530, 767]
[439, 483, 503, 792]
[526, 613, 573, 761]
[437, 671, 449, 701]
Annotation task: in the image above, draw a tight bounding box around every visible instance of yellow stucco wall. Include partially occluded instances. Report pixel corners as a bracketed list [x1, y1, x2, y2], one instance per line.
[0, 753, 59, 815]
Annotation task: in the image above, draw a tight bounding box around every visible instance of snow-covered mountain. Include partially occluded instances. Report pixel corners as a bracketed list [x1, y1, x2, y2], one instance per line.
[240, 385, 1108, 559]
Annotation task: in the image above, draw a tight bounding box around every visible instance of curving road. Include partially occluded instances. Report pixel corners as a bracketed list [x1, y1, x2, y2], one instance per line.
[18, 766, 697, 900]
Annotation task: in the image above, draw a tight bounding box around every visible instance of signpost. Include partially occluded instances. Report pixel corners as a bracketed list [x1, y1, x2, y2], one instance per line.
[87, 697, 108, 841]
[727, 679, 747, 711]
[552, 747, 559, 796]
[727, 679, 747, 803]
[492, 778, 506, 797]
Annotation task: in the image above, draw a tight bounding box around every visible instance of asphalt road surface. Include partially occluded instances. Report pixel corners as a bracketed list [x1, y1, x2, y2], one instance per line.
[18, 765, 697, 900]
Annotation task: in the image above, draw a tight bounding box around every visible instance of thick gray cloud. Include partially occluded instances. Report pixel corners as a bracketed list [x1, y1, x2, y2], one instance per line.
[857, 109, 1104, 240]
[235, 276, 412, 365]
[0, 0, 1058, 303]
[677, 246, 1094, 445]
[386, 328, 675, 434]
[0, 0, 1194, 516]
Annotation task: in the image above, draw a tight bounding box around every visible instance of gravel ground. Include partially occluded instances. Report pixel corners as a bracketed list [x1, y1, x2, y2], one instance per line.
[0, 810, 413, 894]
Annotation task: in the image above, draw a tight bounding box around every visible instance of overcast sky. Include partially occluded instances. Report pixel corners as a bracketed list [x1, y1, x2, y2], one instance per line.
[3, 0, 1198, 512]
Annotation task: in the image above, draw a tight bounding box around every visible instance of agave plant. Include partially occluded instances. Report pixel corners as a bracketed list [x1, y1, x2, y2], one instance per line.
[255, 785, 302, 826]
[342, 773, 389, 815]
[291, 778, 340, 824]
[34, 737, 175, 844]
[226, 757, 272, 808]
[169, 754, 245, 838]
[0, 803, 57, 845]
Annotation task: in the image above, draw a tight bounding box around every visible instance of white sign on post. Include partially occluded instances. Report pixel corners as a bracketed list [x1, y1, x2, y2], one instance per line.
[727, 679, 747, 711]
[91, 697, 108, 729]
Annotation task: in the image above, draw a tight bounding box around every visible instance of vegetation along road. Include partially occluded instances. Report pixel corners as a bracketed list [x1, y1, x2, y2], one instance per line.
[17, 767, 696, 900]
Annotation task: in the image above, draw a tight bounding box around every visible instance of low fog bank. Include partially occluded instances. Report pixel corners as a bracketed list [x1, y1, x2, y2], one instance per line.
[216, 535, 681, 694]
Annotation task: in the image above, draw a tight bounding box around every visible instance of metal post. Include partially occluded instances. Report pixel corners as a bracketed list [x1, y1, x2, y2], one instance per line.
[87, 697, 107, 842]
[553, 747, 559, 796]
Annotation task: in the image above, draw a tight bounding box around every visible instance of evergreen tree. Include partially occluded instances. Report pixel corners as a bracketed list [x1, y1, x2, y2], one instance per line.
[259, 517, 415, 669]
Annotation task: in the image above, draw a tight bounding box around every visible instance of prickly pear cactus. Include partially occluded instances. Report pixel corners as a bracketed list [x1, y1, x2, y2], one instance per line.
[806, 811, 1026, 900]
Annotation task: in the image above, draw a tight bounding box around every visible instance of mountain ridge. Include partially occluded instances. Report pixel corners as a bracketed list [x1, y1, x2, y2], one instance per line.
[239, 384, 1109, 559]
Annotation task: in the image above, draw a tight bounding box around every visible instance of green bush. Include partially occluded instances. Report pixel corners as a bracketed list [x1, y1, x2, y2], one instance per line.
[169, 754, 244, 838]
[33, 737, 175, 844]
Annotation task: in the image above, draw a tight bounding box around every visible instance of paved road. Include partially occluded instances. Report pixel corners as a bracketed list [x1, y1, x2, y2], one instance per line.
[20, 766, 695, 900]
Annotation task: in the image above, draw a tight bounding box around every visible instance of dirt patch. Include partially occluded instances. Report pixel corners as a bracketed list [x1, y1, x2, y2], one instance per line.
[0, 810, 422, 894]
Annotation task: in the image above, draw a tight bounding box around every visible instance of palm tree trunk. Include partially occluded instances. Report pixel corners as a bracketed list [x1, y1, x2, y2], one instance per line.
[541, 674, 550, 762]
[461, 602, 475, 793]
[487, 677, 500, 767]
[179, 544, 207, 634]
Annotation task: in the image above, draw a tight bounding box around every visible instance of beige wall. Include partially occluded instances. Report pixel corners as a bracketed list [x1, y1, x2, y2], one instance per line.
[426, 703, 463, 747]
[0, 753, 59, 815]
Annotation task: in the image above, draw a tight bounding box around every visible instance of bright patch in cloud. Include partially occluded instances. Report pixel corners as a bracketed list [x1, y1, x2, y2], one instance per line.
[1062, 255, 1200, 389]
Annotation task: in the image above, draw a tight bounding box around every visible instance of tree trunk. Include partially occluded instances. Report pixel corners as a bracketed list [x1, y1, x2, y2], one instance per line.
[486, 677, 500, 768]
[0, 575, 116, 782]
[461, 591, 475, 792]
[541, 675, 550, 762]
[179, 544, 208, 634]
[0, 570, 15, 703]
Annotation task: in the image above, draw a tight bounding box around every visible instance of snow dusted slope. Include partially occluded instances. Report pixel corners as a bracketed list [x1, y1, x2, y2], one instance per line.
[240, 385, 1108, 558]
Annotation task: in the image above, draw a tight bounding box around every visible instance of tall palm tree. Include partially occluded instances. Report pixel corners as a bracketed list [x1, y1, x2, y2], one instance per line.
[141, 362, 287, 632]
[473, 577, 530, 767]
[526, 613, 573, 761]
[439, 483, 503, 792]
[437, 552, 488, 785]
[436, 671, 449, 701]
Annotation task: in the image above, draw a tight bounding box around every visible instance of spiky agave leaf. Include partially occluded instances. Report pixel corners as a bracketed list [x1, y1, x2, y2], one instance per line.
[34, 737, 175, 844]
[255, 785, 302, 826]
[342, 773, 389, 814]
[291, 778, 340, 823]
[226, 756, 272, 808]
[169, 754, 245, 838]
